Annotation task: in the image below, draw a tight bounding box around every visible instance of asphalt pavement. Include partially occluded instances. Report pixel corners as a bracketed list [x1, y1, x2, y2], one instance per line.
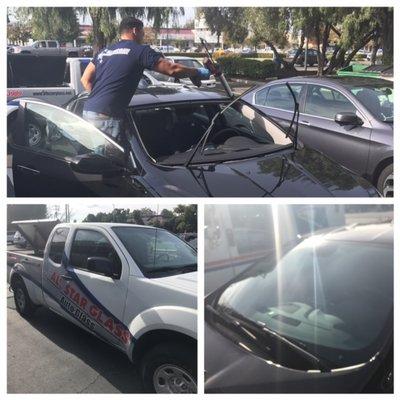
[7, 290, 144, 393]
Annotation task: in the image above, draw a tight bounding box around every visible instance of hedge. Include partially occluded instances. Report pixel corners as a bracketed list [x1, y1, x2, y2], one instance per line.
[215, 55, 277, 80]
[161, 51, 285, 59]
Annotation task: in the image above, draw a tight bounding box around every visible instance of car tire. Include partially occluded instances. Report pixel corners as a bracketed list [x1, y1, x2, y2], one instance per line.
[12, 278, 36, 318]
[140, 342, 197, 393]
[377, 164, 393, 197]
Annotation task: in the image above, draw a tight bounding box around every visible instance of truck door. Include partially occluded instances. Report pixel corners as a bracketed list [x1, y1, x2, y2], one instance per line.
[43, 226, 131, 351]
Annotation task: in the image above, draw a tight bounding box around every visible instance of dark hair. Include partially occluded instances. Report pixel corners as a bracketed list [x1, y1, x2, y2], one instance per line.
[119, 17, 144, 34]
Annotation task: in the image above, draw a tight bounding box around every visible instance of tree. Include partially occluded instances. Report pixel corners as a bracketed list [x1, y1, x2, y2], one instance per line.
[16, 7, 79, 43]
[7, 22, 31, 44]
[173, 205, 197, 233]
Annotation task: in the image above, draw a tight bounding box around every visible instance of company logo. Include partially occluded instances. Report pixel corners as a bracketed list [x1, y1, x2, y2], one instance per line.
[98, 48, 131, 64]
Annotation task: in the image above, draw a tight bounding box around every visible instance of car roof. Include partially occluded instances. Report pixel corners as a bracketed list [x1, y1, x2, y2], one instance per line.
[283, 75, 392, 87]
[57, 222, 158, 230]
[322, 222, 393, 246]
[128, 86, 228, 107]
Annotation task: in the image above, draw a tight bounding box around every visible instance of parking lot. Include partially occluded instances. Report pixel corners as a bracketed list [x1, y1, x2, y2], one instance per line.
[7, 290, 143, 393]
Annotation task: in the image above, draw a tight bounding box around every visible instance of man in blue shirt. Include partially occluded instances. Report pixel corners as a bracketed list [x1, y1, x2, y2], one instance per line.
[81, 17, 211, 141]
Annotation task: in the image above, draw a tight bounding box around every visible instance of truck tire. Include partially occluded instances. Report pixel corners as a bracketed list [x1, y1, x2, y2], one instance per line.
[377, 164, 393, 197]
[12, 278, 36, 318]
[140, 342, 197, 393]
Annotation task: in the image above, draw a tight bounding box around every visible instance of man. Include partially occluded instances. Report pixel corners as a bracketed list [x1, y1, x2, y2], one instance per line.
[81, 17, 211, 141]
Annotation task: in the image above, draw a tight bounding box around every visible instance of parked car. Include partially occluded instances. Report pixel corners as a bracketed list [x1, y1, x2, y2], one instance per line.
[165, 56, 217, 88]
[13, 230, 27, 248]
[13, 40, 84, 57]
[7, 86, 380, 197]
[295, 49, 327, 66]
[244, 76, 393, 196]
[8, 219, 197, 393]
[367, 49, 383, 61]
[7, 230, 15, 244]
[205, 222, 393, 393]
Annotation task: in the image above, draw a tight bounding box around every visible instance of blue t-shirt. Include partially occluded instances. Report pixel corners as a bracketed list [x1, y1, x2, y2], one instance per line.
[84, 40, 163, 117]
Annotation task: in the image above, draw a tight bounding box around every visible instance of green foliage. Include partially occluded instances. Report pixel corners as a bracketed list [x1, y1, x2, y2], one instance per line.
[7, 22, 31, 44]
[16, 7, 79, 43]
[216, 56, 276, 80]
[82, 205, 197, 234]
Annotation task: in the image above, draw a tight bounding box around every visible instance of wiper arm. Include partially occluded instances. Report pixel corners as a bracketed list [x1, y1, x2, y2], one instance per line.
[184, 85, 258, 168]
[259, 322, 331, 372]
[285, 82, 300, 150]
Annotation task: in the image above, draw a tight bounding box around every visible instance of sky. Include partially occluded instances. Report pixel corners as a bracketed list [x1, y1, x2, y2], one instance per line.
[46, 203, 178, 222]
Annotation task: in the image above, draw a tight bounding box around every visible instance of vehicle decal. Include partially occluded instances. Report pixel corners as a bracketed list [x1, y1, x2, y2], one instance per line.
[45, 269, 132, 347]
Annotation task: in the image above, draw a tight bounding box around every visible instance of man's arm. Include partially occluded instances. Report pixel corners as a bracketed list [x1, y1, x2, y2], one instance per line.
[152, 58, 209, 79]
[81, 61, 96, 92]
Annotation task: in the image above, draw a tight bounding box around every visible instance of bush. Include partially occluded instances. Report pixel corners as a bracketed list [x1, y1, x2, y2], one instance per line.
[215, 55, 277, 80]
[162, 52, 207, 58]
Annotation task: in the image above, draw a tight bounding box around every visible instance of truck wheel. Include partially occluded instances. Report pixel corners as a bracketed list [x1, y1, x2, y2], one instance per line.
[13, 278, 36, 317]
[140, 343, 197, 393]
[377, 164, 393, 197]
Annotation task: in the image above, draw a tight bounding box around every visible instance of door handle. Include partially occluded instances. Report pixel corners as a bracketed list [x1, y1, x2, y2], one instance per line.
[16, 165, 40, 175]
[61, 274, 73, 281]
[300, 120, 311, 126]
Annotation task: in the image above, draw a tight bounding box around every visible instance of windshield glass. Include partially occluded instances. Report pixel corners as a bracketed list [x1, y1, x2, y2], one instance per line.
[146, 70, 175, 83]
[214, 237, 393, 368]
[132, 101, 292, 165]
[112, 226, 197, 276]
[350, 84, 393, 122]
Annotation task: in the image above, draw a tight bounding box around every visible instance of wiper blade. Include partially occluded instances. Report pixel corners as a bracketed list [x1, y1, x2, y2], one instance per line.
[258, 322, 331, 372]
[285, 82, 300, 150]
[184, 85, 258, 168]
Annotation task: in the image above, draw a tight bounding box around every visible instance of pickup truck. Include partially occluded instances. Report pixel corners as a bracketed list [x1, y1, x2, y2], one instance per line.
[7, 54, 90, 106]
[8, 219, 198, 393]
[13, 40, 85, 57]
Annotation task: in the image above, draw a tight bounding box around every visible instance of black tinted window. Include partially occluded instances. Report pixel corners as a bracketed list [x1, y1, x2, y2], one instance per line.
[70, 229, 121, 277]
[256, 84, 302, 110]
[49, 227, 69, 264]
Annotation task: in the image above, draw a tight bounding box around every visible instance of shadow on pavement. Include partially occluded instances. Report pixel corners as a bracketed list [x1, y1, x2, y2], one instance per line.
[7, 296, 145, 393]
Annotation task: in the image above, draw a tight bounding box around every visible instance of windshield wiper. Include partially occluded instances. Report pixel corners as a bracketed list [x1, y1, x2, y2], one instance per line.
[184, 85, 258, 168]
[285, 82, 300, 150]
[148, 263, 197, 275]
[208, 304, 331, 373]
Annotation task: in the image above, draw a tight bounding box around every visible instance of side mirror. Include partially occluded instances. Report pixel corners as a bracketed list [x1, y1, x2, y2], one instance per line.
[334, 112, 363, 127]
[70, 153, 124, 175]
[87, 257, 118, 278]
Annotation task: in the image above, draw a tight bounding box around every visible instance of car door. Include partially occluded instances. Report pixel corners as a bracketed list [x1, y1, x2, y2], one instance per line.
[44, 226, 131, 351]
[252, 82, 305, 134]
[9, 100, 136, 197]
[299, 84, 372, 175]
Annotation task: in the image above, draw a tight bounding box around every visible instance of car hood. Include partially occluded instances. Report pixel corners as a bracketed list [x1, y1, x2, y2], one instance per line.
[152, 271, 197, 296]
[204, 322, 377, 393]
[145, 147, 379, 197]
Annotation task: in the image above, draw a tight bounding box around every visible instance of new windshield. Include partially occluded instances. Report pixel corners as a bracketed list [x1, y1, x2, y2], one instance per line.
[112, 226, 197, 276]
[132, 101, 292, 165]
[214, 237, 393, 368]
[350, 84, 393, 122]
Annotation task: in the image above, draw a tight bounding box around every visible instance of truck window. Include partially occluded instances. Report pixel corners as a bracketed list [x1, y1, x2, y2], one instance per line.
[70, 229, 122, 277]
[49, 227, 70, 264]
[48, 41, 58, 48]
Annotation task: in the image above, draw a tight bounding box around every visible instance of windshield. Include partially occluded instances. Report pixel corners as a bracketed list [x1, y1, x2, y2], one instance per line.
[132, 101, 292, 165]
[112, 226, 197, 276]
[350, 85, 393, 122]
[214, 237, 393, 368]
[146, 70, 175, 83]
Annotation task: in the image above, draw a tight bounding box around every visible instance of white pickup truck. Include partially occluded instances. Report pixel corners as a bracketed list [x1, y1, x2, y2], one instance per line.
[7, 219, 198, 393]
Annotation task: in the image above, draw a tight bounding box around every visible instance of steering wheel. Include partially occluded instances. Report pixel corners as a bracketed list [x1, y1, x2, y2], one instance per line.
[212, 126, 255, 145]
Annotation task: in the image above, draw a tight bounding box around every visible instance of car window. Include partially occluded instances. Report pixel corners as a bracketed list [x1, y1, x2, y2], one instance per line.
[112, 226, 197, 276]
[304, 84, 357, 119]
[21, 102, 124, 161]
[350, 85, 393, 122]
[48, 41, 58, 48]
[70, 229, 122, 278]
[174, 59, 203, 69]
[49, 227, 70, 264]
[255, 84, 303, 110]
